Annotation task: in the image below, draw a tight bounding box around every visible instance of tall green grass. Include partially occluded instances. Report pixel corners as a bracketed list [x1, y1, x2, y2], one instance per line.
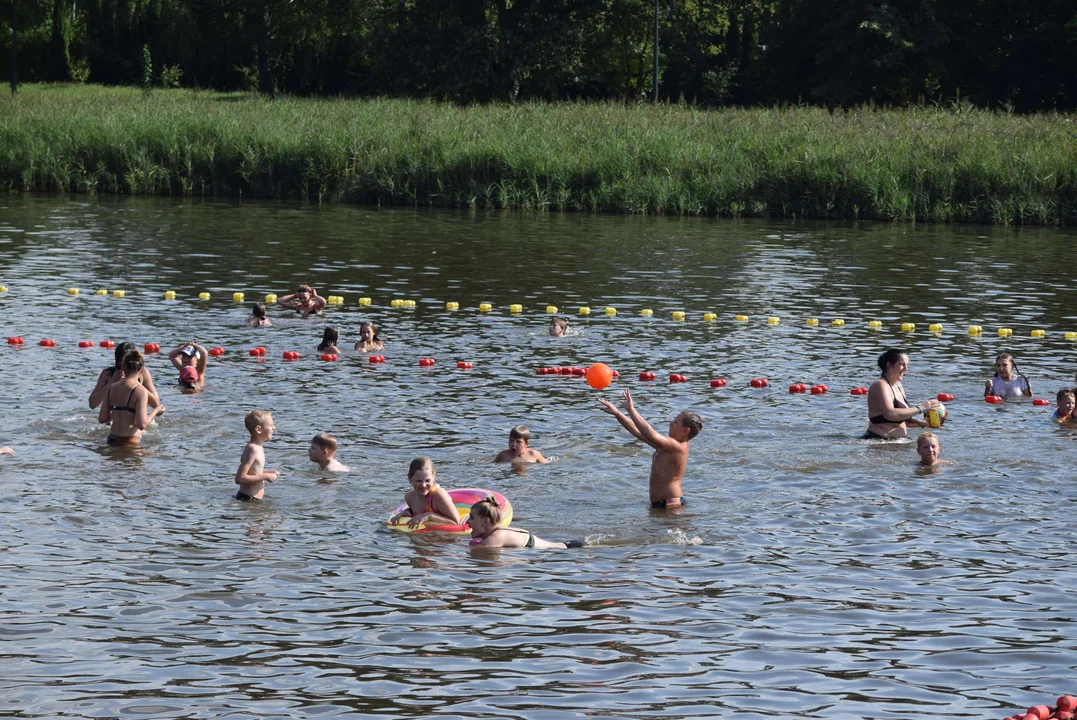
[2, 84, 1076, 224]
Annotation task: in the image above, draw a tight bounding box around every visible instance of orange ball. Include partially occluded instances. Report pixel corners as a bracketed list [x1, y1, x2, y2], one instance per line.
[585, 363, 613, 389]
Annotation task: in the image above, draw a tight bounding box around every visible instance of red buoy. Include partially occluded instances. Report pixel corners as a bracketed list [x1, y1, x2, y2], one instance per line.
[457, 361, 473, 369]
[100, 340, 115, 349]
[710, 378, 727, 388]
[7, 337, 23, 345]
[639, 371, 656, 381]
[750, 378, 768, 388]
[1032, 398, 1050, 406]
[850, 387, 868, 395]
[78, 340, 94, 348]
[810, 384, 828, 394]
[321, 353, 338, 362]
[144, 343, 160, 353]
[39, 339, 55, 347]
[419, 358, 435, 367]
[789, 383, 806, 393]
[369, 355, 384, 363]
[209, 347, 226, 357]
[985, 395, 1002, 404]
[937, 393, 954, 402]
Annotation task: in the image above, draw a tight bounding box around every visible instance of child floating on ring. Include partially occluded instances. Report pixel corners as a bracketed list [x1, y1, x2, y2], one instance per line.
[317, 326, 341, 355]
[246, 303, 271, 327]
[389, 457, 461, 529]
[493, 425, 549, 464]
[469, 496, 582, 549]
[1053, 389, 1075, 424]
[984, 352, 1032, 398]
[353, 322, 384, 352]
[598, 389, 703, 509]
[308, 432, 349, 472]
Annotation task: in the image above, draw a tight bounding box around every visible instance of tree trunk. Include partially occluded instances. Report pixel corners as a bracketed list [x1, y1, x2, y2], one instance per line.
[47, 0, 70, 82]
[257, 3, 274, 97]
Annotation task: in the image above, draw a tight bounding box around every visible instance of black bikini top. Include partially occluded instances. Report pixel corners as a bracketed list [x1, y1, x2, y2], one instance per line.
[110, 386, 138, 414]
[869, 380, 909, 425]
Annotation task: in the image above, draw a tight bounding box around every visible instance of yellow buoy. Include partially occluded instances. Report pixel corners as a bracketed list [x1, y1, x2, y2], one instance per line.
[510, 304, 523, 313]
[735, 315, 749, 322]
[390, 299, 402, 308]
[997, 327, 1012, 337]
[605, 307, 617, 316]
[578, 306, 591, 315]
[265, 293, 278, 304]
[95, 289, 108, 296]
[641, 309, 653, 317]
[358, 297, 372, 306]
[831, 319, 845, 327]
[672, 311, 686, 321]
[929, 323, 943, 332]
[479, 302, 492, 312]
[1065, 331, 1077, 340]
[968, 325, 983, 335]
[112, 290, 125, 298]
[1030, 329, 1045, 338]
[446, 301, 459, 311]
[806, 318, 819, 327]
[199, 292, 211, 300]
[0, 285, 6, 292]
[69, 288, 80, 295]
[767, 316, 780, 325]
[164, 290, 176, 300]
[546, 305, 558, 314]
[703, 313, 716, 322]
[233, 292, 245, 302]
[901, 322, 915, 332]
[868, 320, 882, 328]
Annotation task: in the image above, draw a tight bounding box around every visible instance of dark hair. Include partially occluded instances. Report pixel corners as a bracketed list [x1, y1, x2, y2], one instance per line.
[993, 352, 1033, 393]
[318, 326, 340, 351]
[1057, 388, 1075, 402]
[877, 348, 908, 376]
[311, 432, 338, 453]
[296, 285, 312, 294]
[111, 341, 136, 371]
[680, 411, 704, 439]
[549, 317, 568, 332]
[359, 321, 381, 342]
[251, 303, 266, 319]
[509, 425, 531, 442]
[470, 495, 503, 525]
[121, 349, 144, 374]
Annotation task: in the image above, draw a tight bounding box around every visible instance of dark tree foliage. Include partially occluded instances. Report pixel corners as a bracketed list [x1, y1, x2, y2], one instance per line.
[1, 0, 1075, 109]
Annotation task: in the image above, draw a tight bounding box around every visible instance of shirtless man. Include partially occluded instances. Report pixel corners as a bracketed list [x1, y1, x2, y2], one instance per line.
[599, 389, 703, 508]
[277, 285, 326, 317]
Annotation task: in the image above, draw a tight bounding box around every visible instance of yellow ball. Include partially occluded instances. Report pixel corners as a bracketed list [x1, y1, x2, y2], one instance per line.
[510, 304, 523, 313]
[546, 305, 558, 314]
[806, 318, 819, 327]
[69, 288, 80, 295]
[95, 289, 107, 296]
[1031, 329, 1045, 338]
[641, 309, 653, 317]
[479, 302, 492, 312]
[358, 297, 372, 306]
[735, 314, 749, 322]
[868, 320, 882, 328]
[233, 292, 245, 302]
[831, 319, 845, 327]
[405, 299, 416, 308]
[997, 327, 1012, 337]
[112, 290, 125, 298]
[578, 306, 591, 315]
[767, 316, 780, 325]
[164, 290, 176, 300]
[390, 299, 402, 308]
[198, 292, 211, 301]
[968, 325, 983, 335]
[672, 311, 686, 321]
[445, 301, 459, 311]
[901, 322, 915, 332]
[0, 285, 7, 292]
[1066, 331, 1077, 341]
[605, 307, 617, 316]
[703, 313, 716, 322]
[929, 323, 943, 332]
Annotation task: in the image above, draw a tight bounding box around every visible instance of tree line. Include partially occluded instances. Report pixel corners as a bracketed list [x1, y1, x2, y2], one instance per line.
[3, 0, 1076, 110]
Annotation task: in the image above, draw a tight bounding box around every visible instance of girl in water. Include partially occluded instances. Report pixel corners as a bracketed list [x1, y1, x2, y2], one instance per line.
[317, 326, 341, 354]
[863, 348, 939, 440]
[389, 457, 461, 529]
[984, 352, 1032, 397]
[98, 350, 166, 446]
[88, 341, 160, 410]
[246, 303, 271, 327]
[353, 322, 384, 352]
[468, 496, 581, 549]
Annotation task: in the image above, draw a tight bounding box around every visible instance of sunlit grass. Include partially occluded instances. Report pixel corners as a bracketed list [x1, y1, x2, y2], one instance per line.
[2, 84, 1075, 224]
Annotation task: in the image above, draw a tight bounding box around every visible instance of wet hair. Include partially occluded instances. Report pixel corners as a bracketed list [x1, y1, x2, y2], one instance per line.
[121, 349, 144, 375]
[549, 317, 568, 333]
[244, 409, 272, 434]
[296, 285, 312, 294]
[917, 432, 939, 448]
[251, 303, 266, 319]
[359, 321, 381, 342]
[112, 341, 136, 370]
[311, 432, 338, 453]
[680, 411, 704, 439]
[470, 495, 503, 525]
[1057, 388, 1075, 403]
[993, 352, 1032, 392]
[509, 425, 531, 442]
[877, 348, 908, 376]
[318, 326, 340, 351]
[408, 456, 435, 478]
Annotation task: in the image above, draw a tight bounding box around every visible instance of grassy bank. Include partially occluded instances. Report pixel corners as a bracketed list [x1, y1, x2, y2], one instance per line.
[2, 84, 1076, 224]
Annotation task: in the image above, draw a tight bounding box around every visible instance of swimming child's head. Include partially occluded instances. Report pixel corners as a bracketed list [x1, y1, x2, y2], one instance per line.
[407, 456, 437, 495]
[1057, 389, 1075, 417]
[916, 432, 941, 465]
[669, 411, 704, 441]
[179, 366, 199, 386]
[994, 352, 1019, 380]
[359, 322, 379, 343]
[309, 432, 338, 461]
[121, 349, 144, 375]
[508, 425, 531, 453]
[318, 326, 340, 351]
[469, 495, 503, 536]
[113, 341, 136, 369]
[877, 348, 909, 378]
[548, 317, 568, 337]
[251, 303, 267, 319]
[244, 410, 275, 439]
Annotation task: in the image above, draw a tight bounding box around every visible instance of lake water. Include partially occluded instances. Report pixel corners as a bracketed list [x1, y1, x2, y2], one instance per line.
[1, 197, 1076, 719]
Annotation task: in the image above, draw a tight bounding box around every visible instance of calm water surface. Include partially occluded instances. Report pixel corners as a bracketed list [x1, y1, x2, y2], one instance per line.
[1, 197, 1076, 719]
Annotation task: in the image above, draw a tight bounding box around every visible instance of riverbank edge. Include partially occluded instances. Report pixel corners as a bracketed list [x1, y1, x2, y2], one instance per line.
[2, 85, 1076, 225]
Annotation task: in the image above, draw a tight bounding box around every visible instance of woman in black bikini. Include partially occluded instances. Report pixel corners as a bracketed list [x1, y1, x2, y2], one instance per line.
[468, 496, 582, 549]
[88, 342, 160, 410]
[98, 350, 166, 446]
[863, 348, 939, 440]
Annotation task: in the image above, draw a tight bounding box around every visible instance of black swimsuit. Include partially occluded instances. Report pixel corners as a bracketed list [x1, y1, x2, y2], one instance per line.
[110, 386, 138, 415]
[106, 387, 140, 446]
[869, 380, 909, 425]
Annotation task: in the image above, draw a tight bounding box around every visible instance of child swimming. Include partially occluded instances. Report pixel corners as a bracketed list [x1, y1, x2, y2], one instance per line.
[388, 457, 461, 528]
[98, 350, 166, 446]
[234, 410, 279, 500]
[169, 342, 208, 392]
[984, 352, 1032, 397]
[0, 446, 14, 456]
[1053, 389, 1075, 423]
[317, 326, 341, 354]
[353, 322, 384, 352]
[308, 432, 349, 471]
[493, 425, 549, 464]
[548, 317, 568, 337]
[246, 303, 271, 327]
[88, 341, 160, 410]
[599, 389, 703, 508]
[916, 432, 951, 467]
[468, 496, 582, 549]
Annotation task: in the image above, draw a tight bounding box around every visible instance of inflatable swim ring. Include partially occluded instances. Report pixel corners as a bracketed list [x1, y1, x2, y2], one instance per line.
[387, 488, 512, 534]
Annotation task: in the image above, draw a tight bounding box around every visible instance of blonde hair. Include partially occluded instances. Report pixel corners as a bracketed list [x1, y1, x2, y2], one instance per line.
[311, 432, 337, 453]
[408, 456, 435, 478]
[509, 425, 530, 442]
[121, 349, 145, 374]
[245, 410, 272, 434]
[470, 495, 503, 525]
[917, 431, 939, 447]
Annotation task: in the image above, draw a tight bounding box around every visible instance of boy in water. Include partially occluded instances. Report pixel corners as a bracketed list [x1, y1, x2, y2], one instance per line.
[493, 425, 549, 464]
[1054, 388, 1075, 423]
[548, 317, 568, 337]
[308, 432, 349, 472]
[234, 410, 279, 500]
[598, 389, 703, 508]
[915, 432, 951, 467]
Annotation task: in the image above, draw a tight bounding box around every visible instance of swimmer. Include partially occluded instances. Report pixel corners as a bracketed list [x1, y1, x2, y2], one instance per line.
[984, 352, 1032, 397]
[88, 341, 160, 410]
[468, 496, 582, 549]
[234, 410, 278, 500]
[278, 284, 326, 317]
[353, 322, 385, 352]
[317, 326, 341, 354]
[916, 432, 951, 467]
[493, 425, 549, 464]
[388, 457, 461, 528]
[246, 303, 272, 327]
[169, 342, 208, 392]
[548, 317, 568, 337]
[598, 389, 703, 509]
[309, 432, 349, 471]
[863, 348, 939, 440]
[0, 446, 13, 456]
[1054, 389, 1075, 424]
[98, 350, 166, 446]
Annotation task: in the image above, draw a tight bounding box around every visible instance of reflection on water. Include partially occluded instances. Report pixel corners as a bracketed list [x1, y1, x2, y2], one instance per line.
[1, 197, 1076, 718]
